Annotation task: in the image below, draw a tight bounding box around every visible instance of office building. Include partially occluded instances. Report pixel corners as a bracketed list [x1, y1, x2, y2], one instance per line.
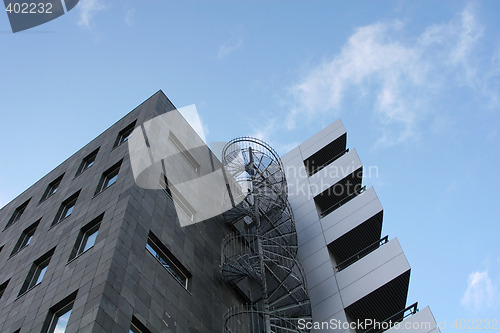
[0, 91, 439, 333]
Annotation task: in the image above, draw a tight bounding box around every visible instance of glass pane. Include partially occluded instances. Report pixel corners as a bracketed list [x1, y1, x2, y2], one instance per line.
[82, 230, 98, 252]
[146, 243, 157, 257]
[53, 308, 72, 333]
[146, 240, 187, 287]
[24, 234, 33, 247]
[121, 134, 130, 143]
[86, 160, 94, 168]
[35, 265, 48, 285]
[105, 174, 118, 188]
[63, 205, 74, 219]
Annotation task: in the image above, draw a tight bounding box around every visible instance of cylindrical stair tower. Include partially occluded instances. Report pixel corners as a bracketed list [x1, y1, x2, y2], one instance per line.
[221, 137, 312, 333]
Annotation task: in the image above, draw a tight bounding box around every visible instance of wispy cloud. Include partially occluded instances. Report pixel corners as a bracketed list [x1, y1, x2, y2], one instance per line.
[461, 270, 498, 312]
[217, 34, 243, 59]
[286, 5, 493, 147]
[124, 7, 135, 27]
[250, 119, 276, 142]
[78, 0, 106, 27]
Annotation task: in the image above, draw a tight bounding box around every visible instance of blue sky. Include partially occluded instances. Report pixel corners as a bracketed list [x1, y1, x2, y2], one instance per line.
[1, 0, 499, 330]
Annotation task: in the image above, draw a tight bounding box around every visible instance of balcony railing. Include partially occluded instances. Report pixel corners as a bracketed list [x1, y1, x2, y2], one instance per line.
[335, 236, 389, 272]
[319, 185, 366, 218]
[307, 148, 349, 176]
[363, 302, 419, 333]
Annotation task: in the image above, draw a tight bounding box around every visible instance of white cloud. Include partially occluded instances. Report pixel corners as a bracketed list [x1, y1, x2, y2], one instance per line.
[217, 35, 243, 59]
[78, 0, 106, 27]
[124, 7, 135, 27]
[250, 119, 276, 142]
[461, 271, 497, 312]
[287, 5, 489, 147]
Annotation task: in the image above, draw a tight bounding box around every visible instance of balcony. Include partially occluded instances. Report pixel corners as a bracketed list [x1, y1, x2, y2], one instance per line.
[335, 236, 389, 271]
[303, 133, 347, 176]
[325, 202, 383, 262]
[314, 173, 363, 220]
[318, 184, 365, 218]
[344, 270, 411, 333]
[364, 302, 419, 333]
[336, 238, 410, 310]
[385, 306, 439, 333]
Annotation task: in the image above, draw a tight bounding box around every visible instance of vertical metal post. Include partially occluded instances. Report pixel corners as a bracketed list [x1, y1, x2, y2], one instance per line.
[249, 147, 272, 333]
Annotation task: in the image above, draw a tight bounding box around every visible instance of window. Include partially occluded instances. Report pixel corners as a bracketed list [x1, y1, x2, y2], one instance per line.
[160, 175, 195, 222]
[11, 219, 40, 256]
[169, 133, 200, 173]
[41, 291, 77, 333]
[19, 248, 55, 296]
[129, 316, 151, 333]
[146, 232, 191, 289]
[5, 198, 31, 229]
[52, 191, 80, 226]
[69, 214, 103, 261]
[0, 279, 9, 299]
[114, 120, 136, 148]
[76, 148, 99, 176]
[40, 174, 64, 202]
[95, 160, 122, 195]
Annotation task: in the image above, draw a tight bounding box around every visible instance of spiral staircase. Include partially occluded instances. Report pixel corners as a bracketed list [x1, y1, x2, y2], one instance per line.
[220, 137, 312, 333]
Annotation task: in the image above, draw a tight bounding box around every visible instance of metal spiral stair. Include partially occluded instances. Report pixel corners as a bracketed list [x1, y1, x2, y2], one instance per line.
[220, 137, 312, 333]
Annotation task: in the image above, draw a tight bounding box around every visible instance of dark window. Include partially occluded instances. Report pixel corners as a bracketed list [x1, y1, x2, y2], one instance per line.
[169, 133, 199, 173]
[129, 316, 151, 333]
[76, 148, 99, 176]
[41, 291, 77, 333]
[0, 279, 9, 299]
[160, 175, 195, 222]
[52, 191, 80, 226]
[114, 121, 136, 148]
[40, 174, 64, 202]
[95, 160, 122, 194]
[5, 199, 31, 229]
[19, 248, 55, 296]
[11, 219, 40, 256]
[69, 214, 103, 261]
[146, 232, 191, 289]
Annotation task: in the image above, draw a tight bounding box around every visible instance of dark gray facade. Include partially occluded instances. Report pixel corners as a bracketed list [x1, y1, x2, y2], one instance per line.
[0, 91, 243, 333]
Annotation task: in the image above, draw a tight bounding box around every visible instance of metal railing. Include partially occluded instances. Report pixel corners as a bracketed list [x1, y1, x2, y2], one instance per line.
[306, 148, 349, 176]
[363, 302, 419, 333]
[319, 185, 366, 218]
[335, 236, 389, 272]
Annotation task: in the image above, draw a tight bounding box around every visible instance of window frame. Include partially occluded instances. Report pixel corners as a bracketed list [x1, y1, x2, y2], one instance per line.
[41, 291, 78, 333]
[46, 302, 73, 333]
[0, 279, 10, 299]
[146, 232, 191, 290]
[129, 316, 152, 333]
[159, 175, 195, 223]
[52, 191, 80, 227]
[40, 174, 64, 203]
[69, 214, 104, 261]
[10, 219, 40, 256]
[95, 160, 122, 195]
[76, 148, 99, 176]
[19, 248, 55, 296]
[114, 120, 137, 148]
[5, 199, 31, 229]
[169, 132, 200, 174]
